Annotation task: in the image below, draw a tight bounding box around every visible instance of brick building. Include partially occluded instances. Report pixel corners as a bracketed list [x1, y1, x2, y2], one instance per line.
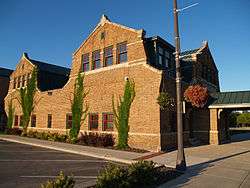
[0, 67, 13, 131]
[4, 15, 220, 151]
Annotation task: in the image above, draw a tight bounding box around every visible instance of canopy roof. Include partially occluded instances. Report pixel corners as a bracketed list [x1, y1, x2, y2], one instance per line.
[209, 91, 250, 109]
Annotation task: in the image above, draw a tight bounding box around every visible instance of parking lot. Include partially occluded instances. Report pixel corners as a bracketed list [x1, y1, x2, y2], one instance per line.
[0, 140, 110, 188]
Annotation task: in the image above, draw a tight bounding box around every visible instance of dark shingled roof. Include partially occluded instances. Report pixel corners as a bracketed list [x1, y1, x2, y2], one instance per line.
[209, 91, 250, 107]
[29, 59, 70, 76]
[0, 67, 13, 77]
[180, 49, 200, 56]
[23, 53, 71, 91]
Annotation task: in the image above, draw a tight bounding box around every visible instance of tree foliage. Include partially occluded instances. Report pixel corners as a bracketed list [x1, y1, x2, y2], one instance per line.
[69, 74, 88, 142]
[112, 79, 135, 149]
[19, 68, 37, 136]
[7, 99, 15, 129]
[184, 84, 208, 108]
[237, 113, 250, 125]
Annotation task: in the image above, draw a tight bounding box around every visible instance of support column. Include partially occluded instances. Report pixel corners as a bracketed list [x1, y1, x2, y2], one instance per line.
[209, 108, 220, 144]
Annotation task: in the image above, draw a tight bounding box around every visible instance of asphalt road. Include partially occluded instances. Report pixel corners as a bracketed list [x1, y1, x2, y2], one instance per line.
[0, 140, 112, 188]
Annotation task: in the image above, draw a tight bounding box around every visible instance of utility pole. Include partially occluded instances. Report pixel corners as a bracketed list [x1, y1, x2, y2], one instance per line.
[173, 0, 186, 171]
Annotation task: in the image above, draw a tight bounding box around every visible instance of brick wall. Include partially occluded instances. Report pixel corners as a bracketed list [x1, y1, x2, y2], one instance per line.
[4, 16, 214, 151]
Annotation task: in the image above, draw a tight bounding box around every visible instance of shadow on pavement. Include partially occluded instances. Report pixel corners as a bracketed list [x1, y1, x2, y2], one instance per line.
[160, 150, 250, 188]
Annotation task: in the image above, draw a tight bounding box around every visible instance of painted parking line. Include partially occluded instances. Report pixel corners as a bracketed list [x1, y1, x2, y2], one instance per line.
[20, 176, 97, 179]
[0, 159, 108, 162]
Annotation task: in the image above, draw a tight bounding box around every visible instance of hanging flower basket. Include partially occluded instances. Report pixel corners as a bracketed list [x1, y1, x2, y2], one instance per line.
[184, 85, 209, 108]
[157, 92, 175, 110]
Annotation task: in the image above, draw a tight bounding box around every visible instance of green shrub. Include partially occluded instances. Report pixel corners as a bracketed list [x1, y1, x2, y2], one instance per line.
[96, 161, 157, 188]
[27, 130, 39, 138]
[127, 161, 157, 187]
[5, 128, 22, 136]
[96, 164, 129, 188]
[78, 132, 114, 147]
[41, 171, 75, 188]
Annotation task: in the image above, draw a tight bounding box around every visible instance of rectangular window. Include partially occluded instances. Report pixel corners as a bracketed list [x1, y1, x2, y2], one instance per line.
[13, 78, 16, 89]
[158, 46, 169, 68]
[82, 53, 90, 72]
[102, 113, 113, 131]
[31, 115, 36, 127]
[104, 46, 113, 66]
[22, 75, 26, 87]
[117, 42, 127, 64]
[66, 114, 72, 129]
[17, 76, 21, 88]
[19, 115, 23, 127]
[47, 114, 52, 128]
[14, 115, 18, 127]
[92, 50, 101, 70]
[89, 113, 98, 130]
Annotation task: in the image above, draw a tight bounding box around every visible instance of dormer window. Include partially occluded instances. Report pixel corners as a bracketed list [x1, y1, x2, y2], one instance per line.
[117, 42, 127, 64]
[92, 50, 101, 70]
[104, 46, 113, 66]
[82, 53, 89, 72]
[158, 46, 169, 68]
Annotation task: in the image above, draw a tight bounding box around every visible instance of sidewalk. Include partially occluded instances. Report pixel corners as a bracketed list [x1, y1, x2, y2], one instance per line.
[1, 134, 250, 188]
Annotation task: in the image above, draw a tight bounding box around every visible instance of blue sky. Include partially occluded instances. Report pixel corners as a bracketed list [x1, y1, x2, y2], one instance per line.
[0, 0, 249, 91]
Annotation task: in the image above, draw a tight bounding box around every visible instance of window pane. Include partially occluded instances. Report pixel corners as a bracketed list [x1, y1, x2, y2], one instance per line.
[104, 46, 113, 66]
[48, 114, 52, 128]
[103, 113, 113, 131]
[92, 50, 101, 70]
[31, 115, 36, 127]
[14, 116, 18, 126]
[119, 53, 127, 63]
[89, 114, 98, 130]
[83, 63, 89, 72]
[117, 42, 127, 64]
[82, 53, 89, 72]
[159, 47, 164, 55]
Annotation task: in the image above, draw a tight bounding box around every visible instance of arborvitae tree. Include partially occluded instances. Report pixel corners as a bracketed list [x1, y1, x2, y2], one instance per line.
[69, 74, 88, 142]
[7, 99, 15, 129]
[19, 68, 37, 136]
[112, 79, 135, 149]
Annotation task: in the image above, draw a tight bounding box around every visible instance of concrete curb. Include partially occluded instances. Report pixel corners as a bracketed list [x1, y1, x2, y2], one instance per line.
[0, 137, 136, 165]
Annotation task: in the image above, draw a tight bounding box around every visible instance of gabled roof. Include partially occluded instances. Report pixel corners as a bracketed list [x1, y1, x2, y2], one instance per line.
[73, 14, 145, 56]
[0, 67, 13, 77]
[209, 91, 250, 108]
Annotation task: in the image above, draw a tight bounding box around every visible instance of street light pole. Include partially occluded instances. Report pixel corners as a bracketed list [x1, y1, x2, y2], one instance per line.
[173, 0, 186, 171]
